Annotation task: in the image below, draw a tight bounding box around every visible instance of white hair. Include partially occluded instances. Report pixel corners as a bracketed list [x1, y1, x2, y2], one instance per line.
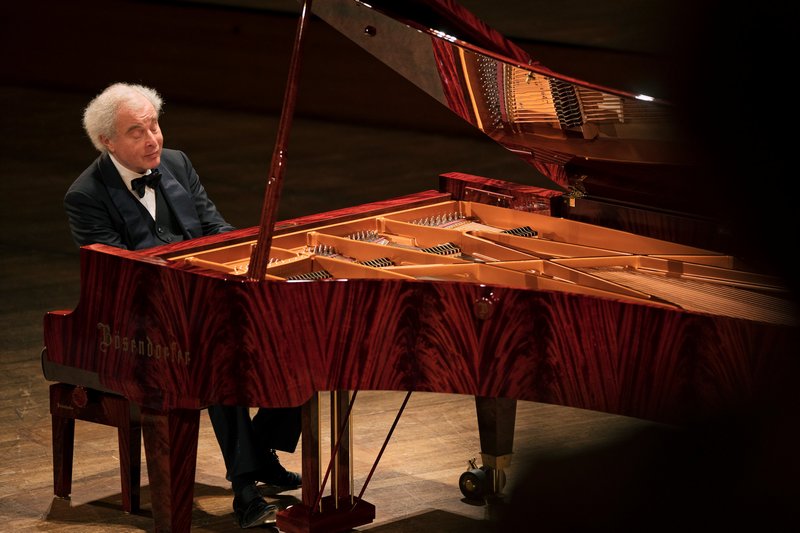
[82, 83, 164, 152]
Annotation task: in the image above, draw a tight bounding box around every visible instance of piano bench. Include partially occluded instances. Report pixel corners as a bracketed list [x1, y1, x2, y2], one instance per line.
[49, 383, 142, 513]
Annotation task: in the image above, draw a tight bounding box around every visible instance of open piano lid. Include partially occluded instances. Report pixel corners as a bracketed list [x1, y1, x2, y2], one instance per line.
[307, 0, 692, 207]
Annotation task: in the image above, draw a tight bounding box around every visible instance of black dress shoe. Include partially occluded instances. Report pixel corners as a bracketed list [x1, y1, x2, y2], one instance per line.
[254, 449, 302, 490]
[233, 484, 277, 528]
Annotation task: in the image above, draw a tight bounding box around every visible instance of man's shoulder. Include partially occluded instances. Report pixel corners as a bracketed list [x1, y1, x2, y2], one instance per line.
[161, 147, 186, 158]
[159, 149, 195, 180]
[67, 154, 108, 195]
[160, 148, 190, 166]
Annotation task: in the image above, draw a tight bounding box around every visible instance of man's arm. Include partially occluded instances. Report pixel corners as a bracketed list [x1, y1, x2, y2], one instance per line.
[64, 189, 127, 249]
[171, 149, 235, 236]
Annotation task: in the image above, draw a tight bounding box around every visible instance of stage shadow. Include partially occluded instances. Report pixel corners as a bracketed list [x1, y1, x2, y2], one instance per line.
[360, 509, 494, 533]
[41, 482, 294, 532]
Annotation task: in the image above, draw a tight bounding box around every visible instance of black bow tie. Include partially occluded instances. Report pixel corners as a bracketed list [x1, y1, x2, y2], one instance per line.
[131, 169, 162, 198]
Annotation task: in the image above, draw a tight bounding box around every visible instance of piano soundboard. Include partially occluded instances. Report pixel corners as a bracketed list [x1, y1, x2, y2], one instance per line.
[170, 197, 795, 327]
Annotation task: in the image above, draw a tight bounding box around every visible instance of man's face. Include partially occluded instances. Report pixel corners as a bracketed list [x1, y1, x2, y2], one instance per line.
[102, 94, 163, 173]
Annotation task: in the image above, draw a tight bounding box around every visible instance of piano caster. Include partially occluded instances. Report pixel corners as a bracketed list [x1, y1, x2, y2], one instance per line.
[459, 458, 506, 501]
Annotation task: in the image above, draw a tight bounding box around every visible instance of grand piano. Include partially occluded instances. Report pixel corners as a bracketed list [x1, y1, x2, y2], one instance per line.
[42, 0, 798, 532]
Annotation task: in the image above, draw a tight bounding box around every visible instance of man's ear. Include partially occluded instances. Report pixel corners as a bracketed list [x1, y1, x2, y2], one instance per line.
[100, 135, 113, 152]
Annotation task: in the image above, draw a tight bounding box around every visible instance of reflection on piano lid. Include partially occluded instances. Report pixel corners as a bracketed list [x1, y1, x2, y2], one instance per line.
[311, 0, 689, 196]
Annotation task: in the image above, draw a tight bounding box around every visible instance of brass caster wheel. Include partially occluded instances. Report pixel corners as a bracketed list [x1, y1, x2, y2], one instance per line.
[459, 466, 487, 500]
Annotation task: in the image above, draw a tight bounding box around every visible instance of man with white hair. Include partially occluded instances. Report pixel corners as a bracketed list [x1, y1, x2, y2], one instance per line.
[64, 82, 301, 529]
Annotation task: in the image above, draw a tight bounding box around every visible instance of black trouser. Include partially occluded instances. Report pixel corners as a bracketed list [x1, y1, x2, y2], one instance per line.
[207, 405, 302, 481]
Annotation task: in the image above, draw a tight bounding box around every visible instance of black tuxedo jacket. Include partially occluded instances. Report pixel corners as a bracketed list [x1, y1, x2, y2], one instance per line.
[65, 148, 301, 460]
[65, 148, 233, 250]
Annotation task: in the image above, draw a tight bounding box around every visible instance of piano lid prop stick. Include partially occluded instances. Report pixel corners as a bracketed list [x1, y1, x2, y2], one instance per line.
[354, 390, 413, 509]
[248, 0, 313, 280]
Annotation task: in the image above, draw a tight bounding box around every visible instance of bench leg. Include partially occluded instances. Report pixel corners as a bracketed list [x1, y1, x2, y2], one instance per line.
[49, 383, 142, 513]
[52, 409, 75, 499]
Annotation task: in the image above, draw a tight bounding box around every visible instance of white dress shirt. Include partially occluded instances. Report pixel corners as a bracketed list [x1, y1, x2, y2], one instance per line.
[109, 154, 157, 220]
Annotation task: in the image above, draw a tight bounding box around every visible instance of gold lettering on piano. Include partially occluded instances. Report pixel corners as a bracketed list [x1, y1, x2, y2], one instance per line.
[97, 323, 191, 365]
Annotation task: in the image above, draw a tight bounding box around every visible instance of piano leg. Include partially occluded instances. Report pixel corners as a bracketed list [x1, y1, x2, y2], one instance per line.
[141, 407, 200, 533]
[462, 396, 516, 501]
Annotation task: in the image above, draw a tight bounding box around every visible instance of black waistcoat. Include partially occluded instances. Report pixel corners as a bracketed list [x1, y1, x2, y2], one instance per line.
[133, 190, 185, 245]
